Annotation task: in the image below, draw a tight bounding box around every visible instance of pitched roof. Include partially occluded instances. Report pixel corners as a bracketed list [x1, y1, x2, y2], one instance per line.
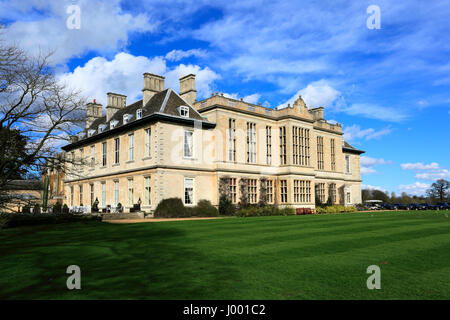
[343, 141, 365, 154]
[63, 89, 213, 150]
[6, 180, 43, 191]
[87, 89, 203, 134]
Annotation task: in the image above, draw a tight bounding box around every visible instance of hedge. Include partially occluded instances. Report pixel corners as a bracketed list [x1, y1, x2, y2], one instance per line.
[315, 205, 357, 214]
[235, 205, 295, 217]
[154, 198, 219, 218]
[0, 213, 101, 229]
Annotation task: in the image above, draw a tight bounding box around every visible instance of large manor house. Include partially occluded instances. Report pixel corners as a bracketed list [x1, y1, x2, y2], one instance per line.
[59, 73, 364, 212]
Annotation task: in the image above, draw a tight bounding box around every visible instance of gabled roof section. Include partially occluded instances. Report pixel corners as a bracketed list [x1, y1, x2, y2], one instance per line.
[63, 89, 214, 151]
[343, 141, 365, 155]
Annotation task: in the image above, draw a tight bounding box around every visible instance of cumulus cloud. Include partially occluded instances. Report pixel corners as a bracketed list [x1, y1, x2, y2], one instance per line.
[401, 162, 440, 170]
[165, 49, 207, 61]
[362, 184, 388, 193]
[1, 0, 155, 64]
[342, 104, 409, 122]
[360, 156, 392, 175]
[400, 162, 449, 181]
[58, 52, 220, 106]
[398, 182, 430, 196]
[415, 170, 450, 181]
[277, 80, 342, 109]
[223, 93, 261, 104]
[344, 125, 392, 142]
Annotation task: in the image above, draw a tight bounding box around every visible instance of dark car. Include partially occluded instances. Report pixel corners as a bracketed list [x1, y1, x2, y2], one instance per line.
[396, 203, 409, 210]
[381, 203, 396, 210]
[423, 203, 438, 210]
[408, 203, 421, 210]
[437, 202, 450, 210]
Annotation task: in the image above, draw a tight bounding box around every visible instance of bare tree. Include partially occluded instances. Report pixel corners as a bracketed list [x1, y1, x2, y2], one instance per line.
[0, 33, 86, 208]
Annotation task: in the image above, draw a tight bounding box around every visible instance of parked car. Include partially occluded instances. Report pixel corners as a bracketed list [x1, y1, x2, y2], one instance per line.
[408, 203, 421, 210]
[422, 203, 438, 210]
[397, 204, 410, 210]
[437, 202, 450, 210]
[381, 203, 395, 210]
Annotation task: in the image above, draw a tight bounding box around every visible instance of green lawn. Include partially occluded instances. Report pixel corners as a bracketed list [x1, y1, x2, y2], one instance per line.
[0, 211, 449, 299]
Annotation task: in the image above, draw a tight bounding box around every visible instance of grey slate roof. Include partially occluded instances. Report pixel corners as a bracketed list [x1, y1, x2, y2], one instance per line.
[87, 88, 204, 134]
[343, 141, 365, 154]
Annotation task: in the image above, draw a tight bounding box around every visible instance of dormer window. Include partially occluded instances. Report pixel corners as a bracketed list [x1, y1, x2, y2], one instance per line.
[136, 109, 143, 119]
[87, 129, 96, 137]
[123, 114, 131, 124]
[98, 124, 107, 133]
[110, 120, 119, 129]
[179, 106, 189, 118]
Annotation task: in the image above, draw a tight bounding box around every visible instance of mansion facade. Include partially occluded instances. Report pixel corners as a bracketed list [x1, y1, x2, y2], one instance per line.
[61, 73, 364, 212]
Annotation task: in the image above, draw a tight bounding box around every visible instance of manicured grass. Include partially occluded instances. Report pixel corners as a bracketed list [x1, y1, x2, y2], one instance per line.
[0, 210, 449, 299]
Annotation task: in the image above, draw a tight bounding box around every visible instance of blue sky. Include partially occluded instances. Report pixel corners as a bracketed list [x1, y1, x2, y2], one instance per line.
[1, 0, 449, 195]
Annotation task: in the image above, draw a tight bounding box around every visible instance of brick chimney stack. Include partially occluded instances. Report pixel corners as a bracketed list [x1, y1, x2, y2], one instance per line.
[106, 92, 127, 122]
[86, 99, 103, 128]
[143, 73, 165, 106]
[179, 74, 196, 106]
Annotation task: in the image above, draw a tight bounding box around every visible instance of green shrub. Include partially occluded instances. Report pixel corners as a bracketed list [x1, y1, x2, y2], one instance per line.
[154, 198, 187, 218]
[219, 195, 236, 216]
[315, 205, 357, 214]
[53, 202, 62, 214]
[235, 205, 295, 217]
[33, 204, 40, 214]
[193, 199, 218, 217]
[62, 204, 69, 214]
[279, 206, 295, 216]
[0, 213, 101, 229]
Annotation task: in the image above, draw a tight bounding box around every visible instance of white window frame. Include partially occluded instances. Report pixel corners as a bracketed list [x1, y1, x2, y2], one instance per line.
[128, 133, 134, 161]
[144, 176, 151, 205]
[136, 109, 143, 119]
[102, 142, 107, 166]
[346, 155, 351, 174]
[90, 145, 95, 168]
[184, 178, 194, 205]
[184, 130, 194, 158]
[180, 106, 189, 117]
[145, 128, 151, 157]
[114, 138, 120, 164]
[101, 182, 106, 207]
[128, 179, 134, 206]
[114, 180, 119, 206]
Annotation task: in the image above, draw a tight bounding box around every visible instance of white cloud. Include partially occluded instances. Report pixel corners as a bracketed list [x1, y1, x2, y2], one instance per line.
[415, 170, 450, 181]
[2, 0, 155, 63]
[398, 182, 430, 196]
[360, 156, 392, 175]
[223, 93, 261, 104]
[362, 184, 388, 193]
[164, 64, 220, 99]
[400, 162, 449, 181]
[342, 104, 409, 122]
[401, 162, 440, 170]
[277, 80, 342, 109]
[165, 49, 207, 61]
[343, 125, 392, 142]
[58, 52, 220, 106]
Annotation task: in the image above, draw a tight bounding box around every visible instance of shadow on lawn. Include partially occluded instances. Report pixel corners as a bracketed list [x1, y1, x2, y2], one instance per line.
[0, 222, 240, 299]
